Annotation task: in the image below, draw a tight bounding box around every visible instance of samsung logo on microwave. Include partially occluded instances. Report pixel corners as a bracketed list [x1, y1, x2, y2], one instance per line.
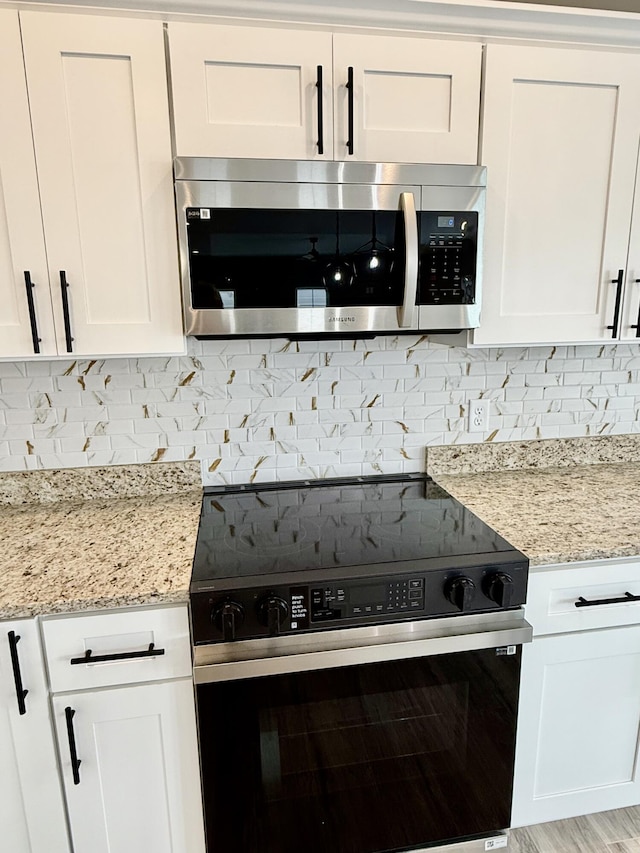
[329, 316, 356, 323]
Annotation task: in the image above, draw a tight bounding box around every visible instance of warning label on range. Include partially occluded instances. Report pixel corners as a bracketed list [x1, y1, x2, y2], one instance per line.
[289, 587, 309, 630]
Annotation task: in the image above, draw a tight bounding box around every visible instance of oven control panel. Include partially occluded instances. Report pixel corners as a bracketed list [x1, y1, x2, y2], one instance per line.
[311, 578, 425, 621]
[191, 558, 529, 644]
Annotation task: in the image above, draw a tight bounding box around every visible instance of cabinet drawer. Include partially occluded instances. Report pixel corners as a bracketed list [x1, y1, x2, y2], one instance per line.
[526, 558, 640, 636]
[42, 605, 192, 692]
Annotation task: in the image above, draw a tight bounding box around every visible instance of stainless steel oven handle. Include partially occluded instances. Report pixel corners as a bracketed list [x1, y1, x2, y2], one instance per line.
[398, 191, 418, 328]
[193, 611, 532, 684]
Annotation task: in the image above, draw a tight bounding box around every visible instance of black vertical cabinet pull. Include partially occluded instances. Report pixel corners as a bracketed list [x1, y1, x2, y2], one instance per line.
[8, 631, 28, 716]
[606, 269, 624, 339]
[346, 66, 354, 155]
[59, 271, 74, 353]
[23, 272, 41, 354]
[630, 278, 640, 338]
[65, 706, 82, 785]
[316, 65, 324, 155]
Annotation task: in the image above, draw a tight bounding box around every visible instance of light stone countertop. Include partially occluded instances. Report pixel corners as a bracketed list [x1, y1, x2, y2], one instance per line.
[427, 437, 640, 567]
[0, 463, 202, 620]
[4, 437, 640, 620]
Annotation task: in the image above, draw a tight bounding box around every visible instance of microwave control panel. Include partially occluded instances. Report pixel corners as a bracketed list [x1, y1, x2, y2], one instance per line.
[419, 211, 478, 305]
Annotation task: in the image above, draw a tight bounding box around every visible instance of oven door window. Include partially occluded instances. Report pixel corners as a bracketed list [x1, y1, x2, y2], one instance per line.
[196, 648, 520, 853]
[186, 208, 405, 310]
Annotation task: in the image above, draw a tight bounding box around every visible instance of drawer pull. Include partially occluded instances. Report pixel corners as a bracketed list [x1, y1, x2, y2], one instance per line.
[69, 642, 165, 666]
[575, 591, 640, 608]
[8, 631, 29, 715]
[65, 707, 81, 785]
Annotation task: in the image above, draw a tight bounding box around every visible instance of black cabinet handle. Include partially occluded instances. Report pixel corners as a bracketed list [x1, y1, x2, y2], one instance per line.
[316, 65, 324, 155]
[64, 706, 81, 785]
[23, 271, 41, 354]
[8, 631, 28, 716]
[575, 591, 640, 608]
[630, 278, 640, 337]
[606, 269, 624, 338]
[59, 270, 74, 353]
[70, 642, 165, 666]
[346, 66, 354, 156]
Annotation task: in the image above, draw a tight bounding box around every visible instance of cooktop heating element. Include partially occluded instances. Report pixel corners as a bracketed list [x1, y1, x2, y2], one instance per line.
[190, 473, 529, 646]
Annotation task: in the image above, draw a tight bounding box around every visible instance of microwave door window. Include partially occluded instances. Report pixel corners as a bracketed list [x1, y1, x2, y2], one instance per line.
[186, 208, 404, 311]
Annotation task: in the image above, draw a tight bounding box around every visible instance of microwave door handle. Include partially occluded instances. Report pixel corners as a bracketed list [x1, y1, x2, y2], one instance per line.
[398, 192, 418, 328]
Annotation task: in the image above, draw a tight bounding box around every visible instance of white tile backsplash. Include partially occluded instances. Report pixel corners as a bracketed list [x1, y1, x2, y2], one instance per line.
[2, 336, 640, 484]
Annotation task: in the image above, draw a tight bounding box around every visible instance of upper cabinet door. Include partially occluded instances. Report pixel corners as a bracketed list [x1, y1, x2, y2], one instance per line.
[621, 153, 640, 341]
[0, 10, 56, 358]
[168, 23, 334, 160]
[332, 34, 481, 165]
[476, 43, 640, 346]
[19, 12, 184, 356]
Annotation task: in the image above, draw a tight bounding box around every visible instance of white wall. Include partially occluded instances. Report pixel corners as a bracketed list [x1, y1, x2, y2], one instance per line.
[1, 335, 639, 485]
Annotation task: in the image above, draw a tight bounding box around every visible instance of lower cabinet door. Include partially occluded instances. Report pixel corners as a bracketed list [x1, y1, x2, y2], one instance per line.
[53, 679, 205, 853]
[0, 619, 70, 853]
[512, 624, 640, 827]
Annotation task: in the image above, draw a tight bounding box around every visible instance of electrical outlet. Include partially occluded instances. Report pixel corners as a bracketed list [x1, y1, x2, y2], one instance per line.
[468, 398, 490, 432]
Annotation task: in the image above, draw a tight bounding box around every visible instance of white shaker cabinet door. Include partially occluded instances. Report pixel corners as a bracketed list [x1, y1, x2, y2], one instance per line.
[168, 23, 334, 160]
[476, 43, 640, 345]
[0, 620, 70, 853]
[333, 34, 481, 165]
[53, 679, 205, 853]
[0, 11, 56, 358]
[19, 12, 184, 356]
[512, 624, 640, 827]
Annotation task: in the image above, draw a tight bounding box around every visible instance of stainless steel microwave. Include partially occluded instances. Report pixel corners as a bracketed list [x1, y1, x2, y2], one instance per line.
[174, 158, 486, 338]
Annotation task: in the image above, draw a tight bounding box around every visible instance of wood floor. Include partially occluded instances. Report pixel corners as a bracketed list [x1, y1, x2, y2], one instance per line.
[510, 807, 640, 852]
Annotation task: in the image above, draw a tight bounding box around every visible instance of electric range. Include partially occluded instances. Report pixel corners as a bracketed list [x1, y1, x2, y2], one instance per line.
[190, 473, 529, 646]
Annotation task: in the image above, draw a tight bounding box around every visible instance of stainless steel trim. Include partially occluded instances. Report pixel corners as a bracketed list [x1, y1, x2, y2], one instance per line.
[177, 179, 420, 211]
[193, 610, 532, 684]
[398, 191, 418, 328]
[409, 833, 510, 853]
[175, 157, 487, 187]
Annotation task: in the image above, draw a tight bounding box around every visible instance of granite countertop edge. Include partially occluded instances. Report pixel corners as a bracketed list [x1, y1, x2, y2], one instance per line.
[428, 436, 640, 570]
[0, 462, 203, 622]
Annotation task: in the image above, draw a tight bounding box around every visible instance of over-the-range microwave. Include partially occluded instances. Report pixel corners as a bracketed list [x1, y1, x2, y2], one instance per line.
[174, 158, 486, 339]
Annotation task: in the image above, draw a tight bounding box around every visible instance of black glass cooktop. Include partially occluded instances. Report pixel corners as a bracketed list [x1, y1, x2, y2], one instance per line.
[191, 474, 522, 592]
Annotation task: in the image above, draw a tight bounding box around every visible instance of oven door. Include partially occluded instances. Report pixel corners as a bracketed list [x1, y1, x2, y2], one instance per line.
[194, 611, 531, 853]
[176, 178, 420, 337]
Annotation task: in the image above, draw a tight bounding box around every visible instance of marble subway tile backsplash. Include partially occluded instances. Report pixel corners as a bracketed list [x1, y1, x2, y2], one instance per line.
[2, 336, 640, 485]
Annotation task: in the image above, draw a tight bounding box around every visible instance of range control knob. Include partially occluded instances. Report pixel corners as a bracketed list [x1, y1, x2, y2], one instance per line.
[444, 577, 476, 612]
[483, 572, 515, 608]
[211, 600, 245, 642]
[256, 594, 289, 637]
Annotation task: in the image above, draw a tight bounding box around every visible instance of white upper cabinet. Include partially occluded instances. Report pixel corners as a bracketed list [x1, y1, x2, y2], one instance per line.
[167, 22, 482, 164]
[0, 11, 184, 359]
[168, 24, 334, 161]
[0, 10, 56, 358]
[476, 43, 640, 346]
[332, 33, 481, 164]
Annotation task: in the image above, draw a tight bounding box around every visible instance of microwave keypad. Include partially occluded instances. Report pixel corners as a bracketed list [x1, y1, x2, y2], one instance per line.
[419, 211, 478, 305]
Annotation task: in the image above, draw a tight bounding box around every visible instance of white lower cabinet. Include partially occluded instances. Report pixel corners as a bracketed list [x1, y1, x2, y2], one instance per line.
[0, 620, 70, 853]
[43, 604, 205, 853]
[512, 559, 640, 827]
[53, 680, 204, 853]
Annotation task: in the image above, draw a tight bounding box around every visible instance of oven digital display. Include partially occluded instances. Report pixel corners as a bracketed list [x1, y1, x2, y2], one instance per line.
[351, 584, 386, 605]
